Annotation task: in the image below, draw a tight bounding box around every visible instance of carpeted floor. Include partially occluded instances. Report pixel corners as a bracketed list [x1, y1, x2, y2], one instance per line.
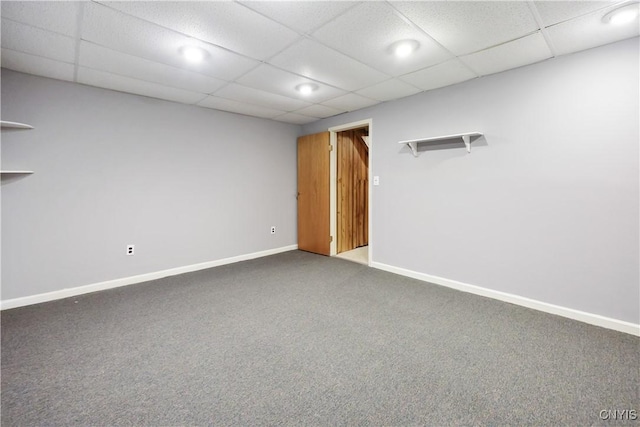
[1, 250, 638, 426]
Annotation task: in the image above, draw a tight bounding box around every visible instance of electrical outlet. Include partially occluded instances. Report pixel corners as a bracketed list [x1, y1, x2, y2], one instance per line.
[270, 226, 276, 235]
[126, 245, 135, 256]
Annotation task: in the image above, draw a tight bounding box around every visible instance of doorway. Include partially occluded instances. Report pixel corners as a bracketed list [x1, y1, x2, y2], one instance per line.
[329, 119, 372, 266]
[296, 119, 372, 265]
[334, 127, 369, 265]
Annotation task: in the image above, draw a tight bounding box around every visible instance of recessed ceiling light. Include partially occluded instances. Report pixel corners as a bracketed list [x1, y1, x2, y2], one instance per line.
[603, 2, 639, 25]
[180, 46, 206, 63]
[295, 83, 318, 95]
[390, 39, 419, 58]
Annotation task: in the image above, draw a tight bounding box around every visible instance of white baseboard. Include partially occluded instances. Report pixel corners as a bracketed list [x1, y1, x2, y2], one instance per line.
[371, 262, 640, 337]
[4, 249, 637, 336]
[1, 244, 298, 311]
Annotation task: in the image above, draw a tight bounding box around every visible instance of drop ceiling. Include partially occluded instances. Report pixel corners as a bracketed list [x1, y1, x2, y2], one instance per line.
[1, 1, 638, 125]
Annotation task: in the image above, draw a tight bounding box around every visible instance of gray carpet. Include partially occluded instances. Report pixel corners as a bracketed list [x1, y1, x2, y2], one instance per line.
[1, 250, 638, 426]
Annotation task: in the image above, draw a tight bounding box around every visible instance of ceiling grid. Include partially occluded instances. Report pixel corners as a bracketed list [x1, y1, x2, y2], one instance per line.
[1, 0, 637, 124]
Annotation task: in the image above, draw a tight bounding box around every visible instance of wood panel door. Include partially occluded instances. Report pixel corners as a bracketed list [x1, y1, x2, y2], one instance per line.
[337, 128, 368, 253]
[297, 132, 331, 256]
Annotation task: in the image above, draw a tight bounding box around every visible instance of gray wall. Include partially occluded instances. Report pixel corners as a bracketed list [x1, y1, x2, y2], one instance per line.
[303, 38, 640, 324]
[1, 70, 299, 300]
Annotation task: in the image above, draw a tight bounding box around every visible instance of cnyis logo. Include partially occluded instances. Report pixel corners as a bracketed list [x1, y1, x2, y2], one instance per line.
[599, 409, 638, 421]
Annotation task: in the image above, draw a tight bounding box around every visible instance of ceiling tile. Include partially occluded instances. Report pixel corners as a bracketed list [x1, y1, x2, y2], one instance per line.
[82, 2, 259, 82]
[312, 1, 452, 76]
[356, 78, 422, 102]
[545, 3, 640, 56]
[240, 1, 358, 34]
[294, 104, 345, 119]
[79, 42, 226, 94]
[399, 59, 477, 92]
[0, 48, 75, 82]
[77, 67, 206, 105]
[269, 39, 389, 91]
[462, 32, 553, 76]
[532, 1, 614, 27]
[1, 18, 76, 63]
[321, 93, 380, 112]
[197, 96, 286, 119]
[392, 1, 539, 55]
[236, 64, 347, 103]
[271, 113, 318, 125]
[98, 1, 299, 60]
[1, 1, 79, 37]
[214, 83, 311, 112]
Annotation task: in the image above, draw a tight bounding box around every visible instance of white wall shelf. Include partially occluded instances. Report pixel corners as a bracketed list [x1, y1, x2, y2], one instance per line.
[1, 120, 34, 129]
[399, 132, 483, 156]
[2, 120, 35, 178]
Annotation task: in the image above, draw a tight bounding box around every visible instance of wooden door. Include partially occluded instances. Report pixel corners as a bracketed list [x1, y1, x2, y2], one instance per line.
[297, 132, 331, 256]
[337, 128, 368, 253]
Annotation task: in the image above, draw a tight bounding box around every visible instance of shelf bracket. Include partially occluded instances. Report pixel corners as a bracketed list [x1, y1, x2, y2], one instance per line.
[408, 141, 418, 157]
[462, 135, 471, 153]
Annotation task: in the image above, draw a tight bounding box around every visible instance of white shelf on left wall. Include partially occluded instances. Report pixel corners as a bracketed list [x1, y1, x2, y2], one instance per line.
[1, 120, 35, 178]
[1, 120, 34, 129]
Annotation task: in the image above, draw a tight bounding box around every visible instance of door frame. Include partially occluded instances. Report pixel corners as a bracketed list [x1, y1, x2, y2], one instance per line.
[328, 118, 372, 265]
